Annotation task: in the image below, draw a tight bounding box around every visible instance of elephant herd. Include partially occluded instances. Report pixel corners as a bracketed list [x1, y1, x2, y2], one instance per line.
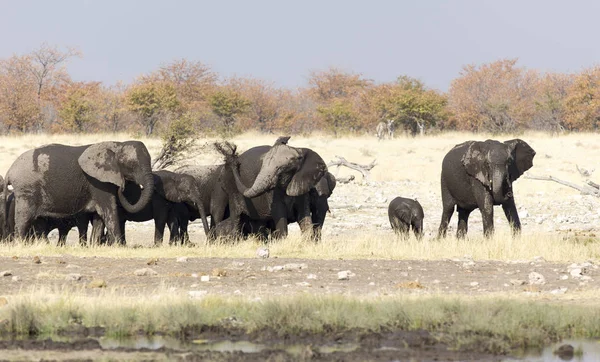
[0, 136, 336, 246]
[0, 136, 536, 247]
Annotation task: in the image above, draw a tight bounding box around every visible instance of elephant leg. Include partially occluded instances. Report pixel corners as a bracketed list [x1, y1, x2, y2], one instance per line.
[154, 218, 167, 247]
[166, 216, 179, 246]
[437, 200, 455, 239]
[14, 199, 35, 242]
[90, 215, 105, 246]
[98, 208, 123, 246]
[77, 221, 89, 247]
[57, 226, 70, 246]
[502, 198, 521, 236]
[475, 194, 495, 238]
[456, 207, 472, 239]
[179, 218, 190, 246]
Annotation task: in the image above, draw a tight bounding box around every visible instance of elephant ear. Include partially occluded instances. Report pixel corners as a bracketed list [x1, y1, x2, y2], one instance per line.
[153, 171, 187, 203]
[461, 141, 491, 187]
[286, 149, 327, 197]
[273, 136, 291, 146]
[0, 175, 4, 191]
[78, 142, 124, 188]
[504, 139, 536, 181]
[314, 172, 336, 197]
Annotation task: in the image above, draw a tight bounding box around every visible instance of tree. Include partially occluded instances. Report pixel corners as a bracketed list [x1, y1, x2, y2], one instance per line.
[531, 73, 572, 131]
[57, 82, 100, 132]
[208, 87, 250, 136]
[229, 77, 283, 132]
[96, 82, 128, 133]
[127, 81, 180, 135]
[308, 67, 371, 102]
[0, 55, 40, 132]
[365, 76, 448, 136]
[448, 59, 536, 132]
[316, 99, 359, 136]
[564, 66, 600, 131]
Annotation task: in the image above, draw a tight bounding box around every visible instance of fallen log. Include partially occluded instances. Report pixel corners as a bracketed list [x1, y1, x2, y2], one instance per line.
[524, 174, 600, 197]
[331, 204, 388, 210]
[336, 175, 355, 184]
[327, 156, 377, 181]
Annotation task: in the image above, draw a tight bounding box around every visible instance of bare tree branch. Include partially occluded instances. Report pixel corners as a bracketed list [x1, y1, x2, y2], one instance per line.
[524, 173, 600, 197]
[327, 156, 377, 181]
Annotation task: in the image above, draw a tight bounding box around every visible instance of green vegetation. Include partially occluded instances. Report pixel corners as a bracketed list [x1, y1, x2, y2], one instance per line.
[2, 293, 600, 354]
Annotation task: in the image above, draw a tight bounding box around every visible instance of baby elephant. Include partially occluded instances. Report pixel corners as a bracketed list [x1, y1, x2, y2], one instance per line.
[388, 197, 424, 239]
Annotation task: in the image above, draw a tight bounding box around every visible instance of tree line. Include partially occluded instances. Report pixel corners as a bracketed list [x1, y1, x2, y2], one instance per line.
[0, 44, 598, 137]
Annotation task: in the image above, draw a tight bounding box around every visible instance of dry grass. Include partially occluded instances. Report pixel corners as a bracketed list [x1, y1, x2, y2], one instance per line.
[1, 230, 599, 262]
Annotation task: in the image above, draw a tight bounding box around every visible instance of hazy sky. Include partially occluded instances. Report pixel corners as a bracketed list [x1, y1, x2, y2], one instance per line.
[2, 0, 599, 91]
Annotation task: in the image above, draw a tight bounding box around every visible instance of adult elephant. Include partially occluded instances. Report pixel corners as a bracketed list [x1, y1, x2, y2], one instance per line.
[113, 170, 210, 246]
[437, 139, 535, 238]
[214, 137, 327, 240]
[4, 141, 154, 245]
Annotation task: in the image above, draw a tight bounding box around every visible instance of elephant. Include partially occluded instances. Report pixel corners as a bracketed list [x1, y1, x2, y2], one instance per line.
[437, 139, 536, 238]
[213, 137, 328, 240]
[388, 197, 424, 239]
[4, 141, 154, 245]
[112, 170, 210, 246]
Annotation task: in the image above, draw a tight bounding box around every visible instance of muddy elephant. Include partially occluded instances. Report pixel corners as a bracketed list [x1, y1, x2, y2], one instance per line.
[109, 170, 210, 246]
[388, 197, 424, 239]
[437, 139, 535, 238]
[4, 141, 154, 245]
[213, 137, 328, 240]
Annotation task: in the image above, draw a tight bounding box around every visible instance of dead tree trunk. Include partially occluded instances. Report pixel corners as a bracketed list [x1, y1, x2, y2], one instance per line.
[327, 156, 377, 182]
[524, 174, 600, 197]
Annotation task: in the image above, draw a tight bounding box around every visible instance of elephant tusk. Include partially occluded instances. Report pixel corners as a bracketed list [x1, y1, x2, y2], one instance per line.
[7, 185, 13, 191]
[139, 184, 144, 190]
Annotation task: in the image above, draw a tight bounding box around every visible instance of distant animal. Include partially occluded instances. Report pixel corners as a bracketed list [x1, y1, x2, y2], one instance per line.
[388, 197, 424, 239]
[437, 139, 536, 238]
[376, 120, 395, 140]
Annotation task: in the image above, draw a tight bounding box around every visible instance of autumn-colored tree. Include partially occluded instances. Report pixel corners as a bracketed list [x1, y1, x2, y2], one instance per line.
[57, 81, 101, 132]
[208, 87, 250, 136]
[564, 66, 600, 131]
[0, 55, 40, 132]
[308, 67, 371, 102]
[228, 77, 283, 132]
[127, 81, 180, 135]
[96, 82, 129, 132]
[364, 76, 448, 135]
[531, 73, 572, 131]
[448, 59, 537, 132]
[316, 99, 360, 136]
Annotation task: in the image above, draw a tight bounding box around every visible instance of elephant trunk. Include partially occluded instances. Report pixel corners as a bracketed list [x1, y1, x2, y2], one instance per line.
[118, 171, 154, 214]
[230, 162, 276, 199]
[192, 189, 210, 236]
[491, 168, 509, 203]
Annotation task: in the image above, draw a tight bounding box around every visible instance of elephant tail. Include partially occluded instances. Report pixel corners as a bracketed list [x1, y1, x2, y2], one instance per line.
[213, 141, 239, 167]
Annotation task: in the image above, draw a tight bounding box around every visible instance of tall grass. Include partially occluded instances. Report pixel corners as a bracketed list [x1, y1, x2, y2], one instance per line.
[2, 289, 600, 354]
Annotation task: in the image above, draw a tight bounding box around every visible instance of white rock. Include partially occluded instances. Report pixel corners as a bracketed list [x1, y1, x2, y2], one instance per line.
[200, 275, 210, 282]
[256, 248, 270, 259]
[535, 217, 544, 224]
[432, 279, 441, 284]
[581, 275, 593, 281]
[560, 275, 569, 280]
[307, 274, 317, 280]
[469, 282, 479, 287]
[233, 290, 242, 295]
[462, 261, 476, 268]
[338, 270, 351, 280]
[570, 268, 584, 278]
[134, 268, 158, 276]
[0, 270, 12, 277]
[191, 273, 199, 278]
[550, 287, 568, 295]
[532, 256, 545, 263]
[521, 210, 529, 218]
[188, 290, 208, 298]
[368, 282, 375, 286]
[65, 273, 82, 281]
[510, 279, 527, 286]
[176, 257, 188, 263]
[11, 276, 20, 282]
[283, 263, 308, 270]
[528, 272, 546, 285]
[296, 282, 311, 287]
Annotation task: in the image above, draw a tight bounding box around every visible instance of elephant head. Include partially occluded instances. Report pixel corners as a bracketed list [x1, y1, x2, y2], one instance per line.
[461, 139, 535, 203]
[78, 141, 154, 214]
[310, 172, 336, 235]
[231, 138, 328, 199]
[153, 170, 210, 235]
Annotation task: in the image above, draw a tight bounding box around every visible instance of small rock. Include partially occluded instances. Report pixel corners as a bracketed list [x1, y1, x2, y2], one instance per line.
[211, 268, 227, 277]
[88, 279, 107, 288]
[233, 290, 242, 295]
[200, 275, 210, 282]
[521, 210, 529, 218]
[283, 263, 308, 270]
[532, 256, 545, 263]
[368, 282, 375, 286]
[134, 268, 158, 276]
[0, 270, 12, 277]
[560, 275, 569, 280]
[535, 217, 544, 224]
[338, 270, 351, 280]
[581, 275, 593, 281]
[0, 297, 7, 307]
[65, 273, 82, 281]
[528, 272, 546, 285]
[296, 282, 311, 287]
[33, 256, 41, 264]
[307, 274, 317, 280]
[11, 276, 20, 282]
[191, 273, 199, 278]
[432, 279, 441, 284]
[256, 247, 270, 259]
[462, 261, 476, 268]
[146, 258, 158, 266]
[469, 282, 479, 287]
[65, 264, 81, 269]
[550, 287, 568, 295]
[510, 279, 527, 286]
[570, 268, 585, 278]
[188, 290, 208, 298]
[554, 344, 574, 359]
[176, 257, 188, 263]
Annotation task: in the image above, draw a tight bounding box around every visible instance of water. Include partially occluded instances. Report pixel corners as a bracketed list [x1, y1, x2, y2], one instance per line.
[508, 340, 600, 362]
